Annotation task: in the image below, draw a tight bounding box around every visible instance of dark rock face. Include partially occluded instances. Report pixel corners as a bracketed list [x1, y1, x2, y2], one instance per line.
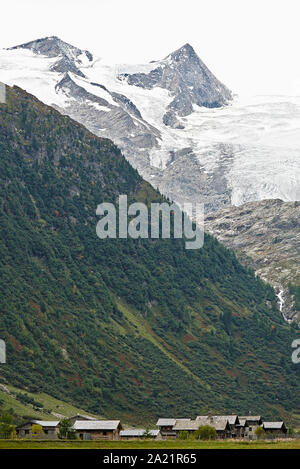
[54, 73, 160, 172]
[55, 73, 108, 105]
[110, 92, 142, 119]
[153, 144, 233, 213]
[118, 43, 232, 126]
[50, 56, 86, 78]
[163, 110, 185, 129]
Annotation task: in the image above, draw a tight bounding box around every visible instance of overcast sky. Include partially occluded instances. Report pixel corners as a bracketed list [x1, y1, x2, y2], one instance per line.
[1, 0, 300, 95]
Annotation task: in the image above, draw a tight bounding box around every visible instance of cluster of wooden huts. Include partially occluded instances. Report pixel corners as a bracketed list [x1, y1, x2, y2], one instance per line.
[17, 414, 122, 441]
[16, 413, 287, 440]
[156, 415, 287, 439]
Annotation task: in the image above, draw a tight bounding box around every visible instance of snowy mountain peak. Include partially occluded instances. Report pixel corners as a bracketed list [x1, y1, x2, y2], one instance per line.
[165, 43, 198, 62]
[118, 43, 232, 127]
[8, 36, 93, 77]
[9, 36, 92, 61]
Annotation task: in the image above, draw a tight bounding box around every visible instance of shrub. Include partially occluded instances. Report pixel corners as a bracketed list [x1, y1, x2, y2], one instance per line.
[194, 425, 217, 440]
[178, 430, 189, 440]
[58, 418, 77, 440]
[0, 410, 16, 439]
[254, 426, 265, 439]
[31, 424, 44, 438]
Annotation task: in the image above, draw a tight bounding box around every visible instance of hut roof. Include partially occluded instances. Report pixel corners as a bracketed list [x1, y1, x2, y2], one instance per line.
[239, 416, 261, 422]
[220, 415, 239, 425]
[73, 420, 121, 431]
[173, 419, 199, 431]
[262, 422, 285, 430]
[32, 420, 59, 427]
[196, 416, 229, 431]
[237, 419, 247, 427]
[70, 414, 96, 421]
[156, 418, 176, 427]
[120, 429, 159, 437]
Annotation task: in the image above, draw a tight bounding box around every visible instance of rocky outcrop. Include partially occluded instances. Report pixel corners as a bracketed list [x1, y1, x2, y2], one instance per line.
[53, 73, 161, 173]
[205, 199, 300, 321]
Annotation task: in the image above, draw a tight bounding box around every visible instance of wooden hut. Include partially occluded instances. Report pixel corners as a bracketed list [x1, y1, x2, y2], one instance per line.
[239, 416, 262, 438]
[195, 416, 231, 439]
[156, 419, 177, 438]
[262, 422, 287, 435]
[16, 420, 59, 439]
[72, 419, 122, 440]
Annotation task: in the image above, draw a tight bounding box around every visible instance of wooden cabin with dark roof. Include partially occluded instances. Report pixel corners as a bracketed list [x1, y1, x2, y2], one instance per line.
[262, 422, 287, 435]
[156, 418, 177, 438]
[239, 416, 262, 438]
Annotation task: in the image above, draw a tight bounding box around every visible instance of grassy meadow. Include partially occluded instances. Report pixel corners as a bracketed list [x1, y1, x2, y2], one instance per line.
[0, 438, 299, 450]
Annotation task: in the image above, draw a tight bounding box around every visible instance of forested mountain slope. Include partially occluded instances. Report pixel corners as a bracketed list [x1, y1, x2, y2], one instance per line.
[0, 86, 299, 424]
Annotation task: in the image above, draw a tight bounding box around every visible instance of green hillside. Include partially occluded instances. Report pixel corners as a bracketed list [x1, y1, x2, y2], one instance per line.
[0, 86, 299, 424]
[0, 382, 100, 425]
